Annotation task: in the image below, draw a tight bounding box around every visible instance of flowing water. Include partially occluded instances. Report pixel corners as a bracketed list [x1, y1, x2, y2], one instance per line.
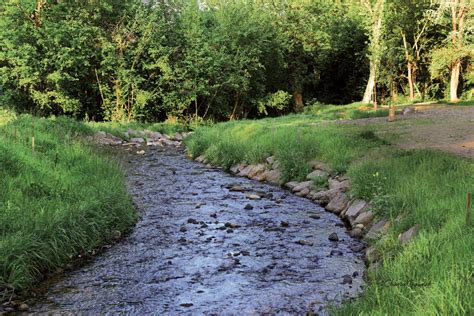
[29, 147, 365, 315]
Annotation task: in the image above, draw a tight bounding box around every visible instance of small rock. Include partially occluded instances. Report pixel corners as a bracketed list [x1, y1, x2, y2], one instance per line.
[264, 169, 282, 185]
[226, 229, 234, 233]
[174, 132, 183, 141]
[284, 181, 300, 190]
[329, 178, 350, 191]
[354, 211, 374, 226]
[210, 213, 217, 218]
[330, 250, 343, 256]
[179, 227, 187, 232]
[187, 218, 199, 224]
[130, 137, 145, 143]
[328, 232, 339, 242]
[244, 204, 254, 210]
[224, 222, 241, 229]
[292, 181, 313, 193]
[309, 214, 321, 220]
[350, 243, 365, 252]
[18, 304, 29, 312]
[349, 228, 364, 239]
[136, 150, 145, 155]
[266, 156, 275, 165]
[345, 199, 368, 224]
[341, 275, 352, 285]
[229, 185, 245, 192]
[247, 163, 266, 178]
[296, 240, 314, 246]
[180, 303, 194, 308]
[280, 221, 289, 227]
[295, 187, 310, 197]
[365, 219, 389, 240]
[247, 194, 261, 200]
[398, 225, 419, 244]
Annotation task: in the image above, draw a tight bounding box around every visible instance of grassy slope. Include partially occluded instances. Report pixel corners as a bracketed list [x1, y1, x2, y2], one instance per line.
[185, 107, 474, 315]
[0, 109, 136, 295]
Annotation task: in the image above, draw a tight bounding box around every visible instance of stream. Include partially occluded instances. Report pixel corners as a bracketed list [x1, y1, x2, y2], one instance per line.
[29, 147, 365, 315]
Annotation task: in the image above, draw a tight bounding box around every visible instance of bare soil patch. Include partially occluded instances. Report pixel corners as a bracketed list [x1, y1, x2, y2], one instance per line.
[337, 105, 474, 159]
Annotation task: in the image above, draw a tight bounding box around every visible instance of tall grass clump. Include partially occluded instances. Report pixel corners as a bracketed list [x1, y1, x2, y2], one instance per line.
[0, 112, 136, 295]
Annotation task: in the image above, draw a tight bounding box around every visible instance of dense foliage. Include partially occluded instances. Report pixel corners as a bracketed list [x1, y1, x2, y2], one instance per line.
[0, 0, 472, 122]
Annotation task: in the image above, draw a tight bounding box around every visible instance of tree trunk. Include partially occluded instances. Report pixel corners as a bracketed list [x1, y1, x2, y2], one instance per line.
[450, 59, 461, 102]
[407, 62, 415, 101]
[362, 62, 376, 104]
[293, 90, 303, 112]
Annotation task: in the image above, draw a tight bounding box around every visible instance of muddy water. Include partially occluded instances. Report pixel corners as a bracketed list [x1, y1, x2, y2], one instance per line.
[30, 147, 365, 315]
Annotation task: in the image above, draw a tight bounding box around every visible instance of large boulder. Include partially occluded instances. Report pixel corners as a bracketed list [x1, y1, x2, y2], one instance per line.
[345, 199, 368, 224]
[329, 177, 350, 192]
[311, 188, 340, 204]
[353, 211, 374, 226]
[292, 181, 313, 193]
[264, 169, 282, 185]
[284, 181, 300, 190]
[247, 164, 266, 178]
[326, 192, 349, 214]
[365, 219, 390, 240]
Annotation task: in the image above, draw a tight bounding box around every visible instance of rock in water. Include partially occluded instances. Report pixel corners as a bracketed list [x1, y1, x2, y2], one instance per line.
[328, 232, 339, 242]
[244, 204, 254, 210]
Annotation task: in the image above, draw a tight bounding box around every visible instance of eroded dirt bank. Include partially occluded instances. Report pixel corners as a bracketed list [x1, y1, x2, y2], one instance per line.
[29, 147, 365, 314]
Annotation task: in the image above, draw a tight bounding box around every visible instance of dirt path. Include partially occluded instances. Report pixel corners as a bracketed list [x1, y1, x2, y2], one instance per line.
[28, 147, 364, 314]
[338, 105, 474, 159]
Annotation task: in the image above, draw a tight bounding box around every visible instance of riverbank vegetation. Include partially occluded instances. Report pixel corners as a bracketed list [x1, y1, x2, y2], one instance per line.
[0, 109, 136, 296]
[1, 0, 472, 123]
[185, 112, 474, 315]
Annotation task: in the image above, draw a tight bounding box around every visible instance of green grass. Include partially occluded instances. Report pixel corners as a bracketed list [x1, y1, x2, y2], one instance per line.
[185, 113, 474, 315]
[0, 109, 136, 296]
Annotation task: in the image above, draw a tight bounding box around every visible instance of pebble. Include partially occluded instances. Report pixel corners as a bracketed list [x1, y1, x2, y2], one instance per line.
[18, 304, 29, 312]
[350, 243, 365, 253]
[247, 194, 261, 200]
[244, 204, 254, 210]
[328, 232, 339, 242]
[296, 240, 314, 246]
[187, 218, 199, 224]
[341, 275, 352, 285]
[280, 221, 289, 227]
[330, 250, 343, 256]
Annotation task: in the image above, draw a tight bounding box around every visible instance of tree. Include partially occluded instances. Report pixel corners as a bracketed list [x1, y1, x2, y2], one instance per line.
[430, 0, 472, 102]
[360, 0, 386, 106]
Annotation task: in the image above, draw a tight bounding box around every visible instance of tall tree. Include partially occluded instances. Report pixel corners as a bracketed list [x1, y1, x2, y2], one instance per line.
[360, 0, 386, 105]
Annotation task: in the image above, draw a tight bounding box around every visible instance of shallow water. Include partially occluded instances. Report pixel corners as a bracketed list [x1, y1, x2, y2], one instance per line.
[29, 147, 365, 315]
